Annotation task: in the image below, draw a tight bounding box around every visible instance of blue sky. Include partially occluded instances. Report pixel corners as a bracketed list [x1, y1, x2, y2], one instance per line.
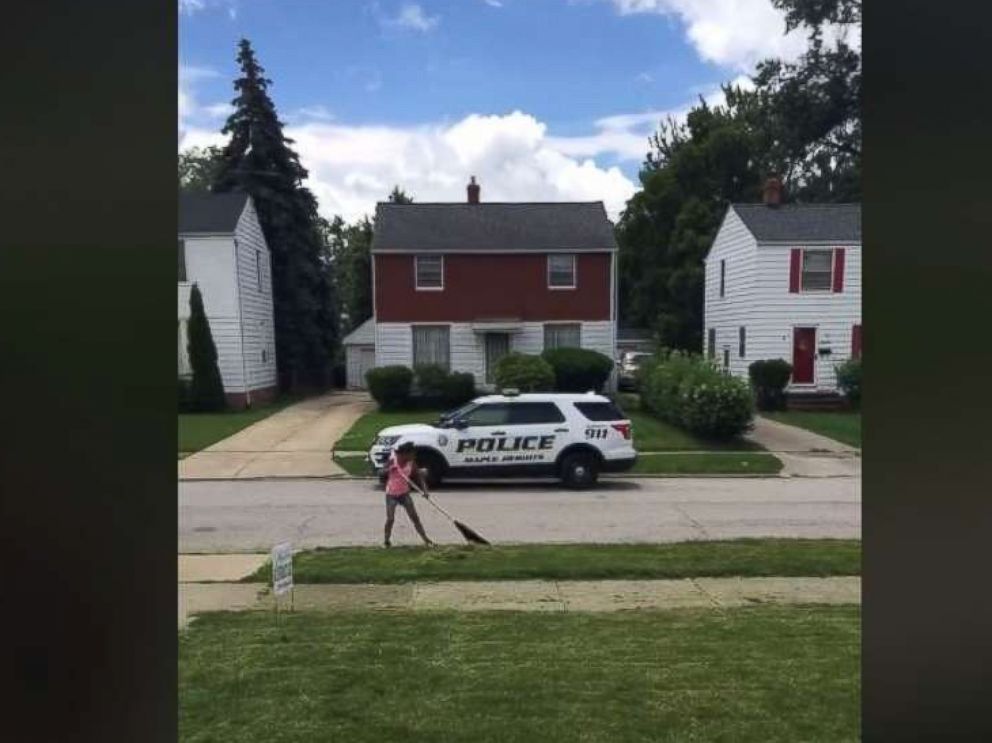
[179, 1, 816, 220]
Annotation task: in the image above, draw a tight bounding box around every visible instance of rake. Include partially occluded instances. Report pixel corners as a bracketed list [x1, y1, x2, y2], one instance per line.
[399, 471, 491, 546]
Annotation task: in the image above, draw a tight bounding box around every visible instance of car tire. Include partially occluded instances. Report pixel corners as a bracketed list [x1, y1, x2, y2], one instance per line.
[560, 452, 599, 490]
[416, 450, 446, 489]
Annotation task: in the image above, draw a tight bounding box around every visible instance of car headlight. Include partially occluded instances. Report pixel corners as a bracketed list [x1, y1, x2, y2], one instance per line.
[375, 435, 400, 447]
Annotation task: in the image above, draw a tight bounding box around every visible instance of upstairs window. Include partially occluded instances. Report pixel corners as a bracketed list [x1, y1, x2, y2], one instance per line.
[801, 249, 834, 291]
[178, 239, 186, 282]
[544, 323, 581, 350]
[719, 259, 726, 297]
[548, 254, 576, 289]
[415, 255, 444, 290]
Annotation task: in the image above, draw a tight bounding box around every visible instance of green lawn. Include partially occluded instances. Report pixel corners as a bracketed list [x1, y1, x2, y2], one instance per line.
[247, 539, 860, 585]
[180, 606, 861, 742]
[334, 409, 442, 451]
[178, 396, 298, 454]
[633, 452, 782, 475]
[763, 411, 861, 448]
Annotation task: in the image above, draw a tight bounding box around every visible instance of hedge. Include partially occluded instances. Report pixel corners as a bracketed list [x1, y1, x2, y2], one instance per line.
[748, 359, 793, 411]
[641, 351, 754, 440]
[541, 347, 614, 392]
[366, 366, 414, 410]
[835, 358, 861, 407]
[494, 353, 555, 392]
[414, 364, 476, 409]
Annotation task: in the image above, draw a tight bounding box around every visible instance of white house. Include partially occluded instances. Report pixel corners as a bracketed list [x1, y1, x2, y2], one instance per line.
[178, 191, 278, 408]
[342, 317, 376, 390]
[703, 179, 861, 399]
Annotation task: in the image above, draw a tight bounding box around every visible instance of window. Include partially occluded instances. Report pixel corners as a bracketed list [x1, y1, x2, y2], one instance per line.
[255, 249, 263, 291]
[739, 327, 746, 358]
[415, 255, 444, 290]
[801, 249, 833, 291]
[574, 401, 625, 422]
[412, 325, 450, 370]
[544, 323, 581, 350]
[719, 259, 726, 297]
[852, 324, 862, 359]
[178, 239, 186, 282]
[723, 348, 730, 370]
[548, 254, 576, 288]
[707, 328, 716, 359]
[464, 403, 510, 427]
[508, 402, 566, 425]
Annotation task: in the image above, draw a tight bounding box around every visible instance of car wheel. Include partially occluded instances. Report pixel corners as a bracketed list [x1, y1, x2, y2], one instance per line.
[560, 452, 599, 490]
[416, 450, 445, 489]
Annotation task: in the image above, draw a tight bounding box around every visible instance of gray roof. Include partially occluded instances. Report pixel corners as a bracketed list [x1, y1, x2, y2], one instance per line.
[732, 203, 861, 243]
[179, 191, 249, 234]
[342, 317, 375, 346]
[371, 202, 618, 253]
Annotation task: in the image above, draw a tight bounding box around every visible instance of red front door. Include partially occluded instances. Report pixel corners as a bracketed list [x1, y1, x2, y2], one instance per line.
[792, 327, 816, 384]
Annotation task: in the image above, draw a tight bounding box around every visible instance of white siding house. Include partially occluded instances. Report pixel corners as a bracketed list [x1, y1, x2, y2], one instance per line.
[703, 194, 861, 396]
[342, 317, 376, 389]
[179, 192, 278, 407]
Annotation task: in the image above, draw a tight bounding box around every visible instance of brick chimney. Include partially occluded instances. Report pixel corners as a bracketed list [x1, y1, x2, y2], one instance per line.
[467, 176, 480, 204]
[762, 176, 783, 207]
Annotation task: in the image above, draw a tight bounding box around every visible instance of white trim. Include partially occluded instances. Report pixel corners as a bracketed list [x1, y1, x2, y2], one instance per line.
[799, 248, 835, 294]
[232, 239, 251, 405]
[415, 254, 444, 291]
[547, 253, 577, 290]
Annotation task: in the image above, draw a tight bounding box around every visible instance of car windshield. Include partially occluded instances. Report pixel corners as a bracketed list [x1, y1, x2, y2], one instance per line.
[438, 402, 478, 426]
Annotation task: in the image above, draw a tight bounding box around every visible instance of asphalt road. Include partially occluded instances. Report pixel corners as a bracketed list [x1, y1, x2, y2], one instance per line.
[179, 476, 861, 553]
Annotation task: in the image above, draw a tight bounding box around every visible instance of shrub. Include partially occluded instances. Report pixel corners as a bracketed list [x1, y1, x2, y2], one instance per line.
[748, 359, 793, 411]
[412, 365, 476, 408]
[494, 353, 555, 392]
[366, 365, 414, 410]
[186, 284, 227, 412]
[641, 351, 754, 440]
[441, 371, 476, 408]
[542, 347, 615, 392]
[178, 377, 192, 413]
[835, 358, 861, 407]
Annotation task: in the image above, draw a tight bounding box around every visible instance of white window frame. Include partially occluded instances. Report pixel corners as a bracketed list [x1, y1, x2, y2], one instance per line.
[547, 254, 576, 290]
[800, 248, 834, 293]
[415, 255, 444, 291]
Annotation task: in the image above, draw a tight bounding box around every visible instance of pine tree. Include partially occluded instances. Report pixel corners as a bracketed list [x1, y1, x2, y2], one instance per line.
[212, 38, 339, 391]
[187, 284, 227, 411]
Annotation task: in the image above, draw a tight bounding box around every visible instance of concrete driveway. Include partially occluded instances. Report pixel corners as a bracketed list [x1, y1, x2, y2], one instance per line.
[179, 475, 860, 552]
[746, 415, 860, 477]
[179, 391, 374, 481]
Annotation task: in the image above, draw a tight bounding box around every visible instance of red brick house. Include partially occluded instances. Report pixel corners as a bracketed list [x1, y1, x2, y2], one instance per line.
[368, 178, 619, 390]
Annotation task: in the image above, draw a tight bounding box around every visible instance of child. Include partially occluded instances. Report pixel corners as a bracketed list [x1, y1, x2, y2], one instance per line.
[383, 442, 434, 548]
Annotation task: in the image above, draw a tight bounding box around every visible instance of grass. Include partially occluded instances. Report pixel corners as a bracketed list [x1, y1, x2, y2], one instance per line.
[334, 409, 442, 451]
[180, 605, 860, 742]
[763, 411, 861, 448]
[246, 538, 860, 585]
[178, 396, 299, 454]
[632, 452, 782, 474]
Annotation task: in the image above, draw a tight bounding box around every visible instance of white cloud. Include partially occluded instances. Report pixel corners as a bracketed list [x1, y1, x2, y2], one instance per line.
[484, 0, 504, 7]
[635, 71, 654, 83]
[387, 3, 440, 32]
[291, 105, 336, 122]
[178, 0, 206, 14]
[610, 0, 812, 70]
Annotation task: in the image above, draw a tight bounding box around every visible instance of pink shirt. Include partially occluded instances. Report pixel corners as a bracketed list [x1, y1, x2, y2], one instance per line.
[385, 453, 414, 497]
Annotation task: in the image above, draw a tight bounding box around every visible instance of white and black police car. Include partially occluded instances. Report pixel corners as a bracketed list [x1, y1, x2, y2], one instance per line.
[367, 390, 637, 489]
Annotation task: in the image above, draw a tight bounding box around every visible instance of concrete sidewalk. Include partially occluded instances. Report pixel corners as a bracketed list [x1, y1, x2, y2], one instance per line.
[745, 416, 859, 478]
[179, 391, 374, 480]
[179, 576, 861, 628]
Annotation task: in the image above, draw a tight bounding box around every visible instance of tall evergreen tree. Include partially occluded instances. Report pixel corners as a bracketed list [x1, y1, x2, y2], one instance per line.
[178, 146, 223, 191]
[212, 39, 339, 390]
[186, 284, 227, 411]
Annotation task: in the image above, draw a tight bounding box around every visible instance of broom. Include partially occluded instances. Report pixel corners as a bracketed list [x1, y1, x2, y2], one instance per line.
[398, 470, 491, 546]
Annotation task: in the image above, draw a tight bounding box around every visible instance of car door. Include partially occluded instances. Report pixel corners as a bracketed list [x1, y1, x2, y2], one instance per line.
[450, 403, 511, 470]
[501, 402, 569, 473]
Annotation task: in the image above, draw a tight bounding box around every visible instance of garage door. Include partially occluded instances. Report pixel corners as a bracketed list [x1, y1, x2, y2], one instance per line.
[347, 345, 375, 389]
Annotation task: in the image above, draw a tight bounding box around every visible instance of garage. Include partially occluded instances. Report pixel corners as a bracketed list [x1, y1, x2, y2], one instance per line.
[343, 318, 376, 390]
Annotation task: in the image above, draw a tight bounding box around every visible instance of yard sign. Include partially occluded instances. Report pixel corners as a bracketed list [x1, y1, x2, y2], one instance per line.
[271, 542, 293, 597]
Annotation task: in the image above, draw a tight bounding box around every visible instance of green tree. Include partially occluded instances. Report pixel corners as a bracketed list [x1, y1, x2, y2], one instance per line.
[186, 284, 226, 411]
[387, 185, 414, 204]
[178, 146, 223, 191]
[211, 38, 339, 391]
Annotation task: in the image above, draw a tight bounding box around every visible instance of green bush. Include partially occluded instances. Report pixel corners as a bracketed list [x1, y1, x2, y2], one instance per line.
[441, 371, 476, 408]
[494, 353, 555, 392]
[186, 284, 227, 412]
[413, 364, 449, 402]
[835, 358, 861, 407]
[748, 359, 793, 411]
[366, 366, 414, 410]
[413, 365, 476, 408]
[542, 347, 615, 392]
[641, 351, 754, 440]
[178, 377, 192, 413]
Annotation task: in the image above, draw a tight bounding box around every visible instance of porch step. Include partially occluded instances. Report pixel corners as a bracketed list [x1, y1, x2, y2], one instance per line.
[786, 392, 848, 411]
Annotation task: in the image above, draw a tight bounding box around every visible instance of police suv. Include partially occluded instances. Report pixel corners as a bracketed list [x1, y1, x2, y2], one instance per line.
[367, 390, 637, 489]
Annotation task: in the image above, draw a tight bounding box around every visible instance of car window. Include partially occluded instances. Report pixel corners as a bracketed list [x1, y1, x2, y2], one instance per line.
[463, 404, 510, 426]
[573, 401, 625, 421]
[507, 402, 565, 425]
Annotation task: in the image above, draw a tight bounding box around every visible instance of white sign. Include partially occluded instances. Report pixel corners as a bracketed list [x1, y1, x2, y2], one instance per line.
[271, 542, 293, 596]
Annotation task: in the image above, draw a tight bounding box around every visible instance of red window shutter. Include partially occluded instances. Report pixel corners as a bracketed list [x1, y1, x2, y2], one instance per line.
[833, 248, 845, 292]
[852, 324, 862, 359]
[789, 249, 801, 293]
